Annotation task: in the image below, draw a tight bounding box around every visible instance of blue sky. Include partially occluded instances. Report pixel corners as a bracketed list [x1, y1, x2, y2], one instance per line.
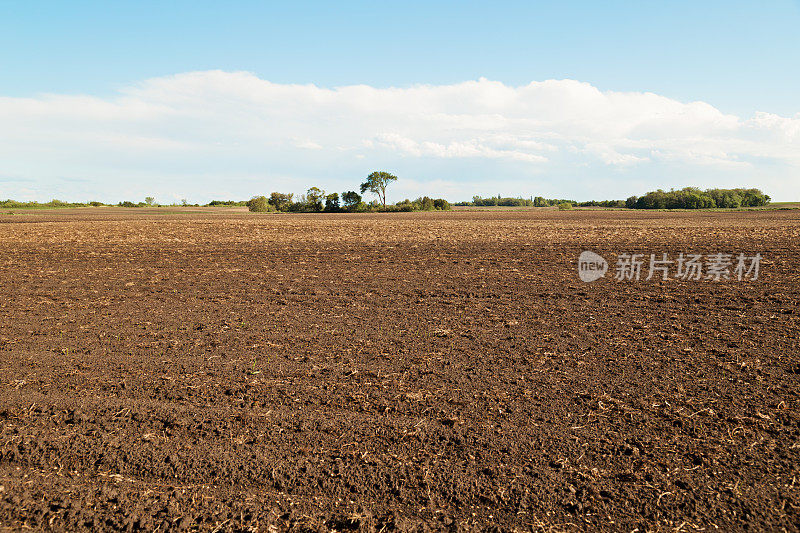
[1, 1, 799, 202]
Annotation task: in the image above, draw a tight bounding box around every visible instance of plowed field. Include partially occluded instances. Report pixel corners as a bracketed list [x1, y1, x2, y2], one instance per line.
[1, 208, 798, 531]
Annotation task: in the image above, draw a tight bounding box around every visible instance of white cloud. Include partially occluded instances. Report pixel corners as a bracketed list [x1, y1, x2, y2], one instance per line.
[293, 139, 324, 150]
[0, 71, 798, 201]
[372, 133, 548, 163]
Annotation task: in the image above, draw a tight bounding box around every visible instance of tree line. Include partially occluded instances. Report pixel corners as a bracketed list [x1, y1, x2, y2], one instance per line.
[624, 188, 770, 209]
[246, 171, 451, 212]
[456, 196, 581, 207]
[246, 189, 451, 213]
[456, 187, 771, 210]
[1, 184, 772, 212]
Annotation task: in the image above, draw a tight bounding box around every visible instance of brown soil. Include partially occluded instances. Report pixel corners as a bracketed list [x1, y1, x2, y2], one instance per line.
[0, 208, 798, 531]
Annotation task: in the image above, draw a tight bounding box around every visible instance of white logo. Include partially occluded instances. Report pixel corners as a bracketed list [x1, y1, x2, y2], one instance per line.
[578, 251, 608, 282]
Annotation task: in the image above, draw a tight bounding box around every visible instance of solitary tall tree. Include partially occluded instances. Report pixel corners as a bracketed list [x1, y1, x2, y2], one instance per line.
[360, 171, 397, 209]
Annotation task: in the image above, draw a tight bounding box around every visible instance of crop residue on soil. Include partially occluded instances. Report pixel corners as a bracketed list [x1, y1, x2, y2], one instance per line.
[0, 208, 798, 531]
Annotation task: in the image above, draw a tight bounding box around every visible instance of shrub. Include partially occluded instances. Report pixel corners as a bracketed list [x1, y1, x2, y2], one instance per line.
[577, 199, 625, 208]
[395, 199, 417, 211]
[557, 202, 573, 210]
[433, 198, 451, 210]
[247, 196, 274, 212]
[394, 197, 452, 211]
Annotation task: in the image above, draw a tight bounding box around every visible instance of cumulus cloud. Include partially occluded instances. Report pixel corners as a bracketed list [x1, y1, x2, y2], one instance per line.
[0, 71, 797, 201]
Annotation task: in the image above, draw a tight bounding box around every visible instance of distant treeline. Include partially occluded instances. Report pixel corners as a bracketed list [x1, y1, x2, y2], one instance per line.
[456, 196, 579, 207]
[1, 187, 771, 212]
[456, 188, 771, 210]
[207, 200, 246, 207]
[0, 198, 202, 209]
[246, 189, 451, 213]
[0, 195, 451, 212]
[458, 196, 623, 208]
[625, 188, 770, 209]
[0, 199, 106, 209]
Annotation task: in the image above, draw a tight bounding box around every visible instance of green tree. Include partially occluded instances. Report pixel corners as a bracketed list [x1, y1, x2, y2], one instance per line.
[360, 171, 398, 209]
[306, 187, 325, 211]
[268, 192, 294, 211]
[342, 191, 362, 209]
[247, 196, 273, 212]
[627, 187, 768, 209]
[741, 189, 770, 207]
[324, 192, 340, 212]
[247, 196, 275, 213]
[145, 196, 155, 206]
[433, 198, 451, 210]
